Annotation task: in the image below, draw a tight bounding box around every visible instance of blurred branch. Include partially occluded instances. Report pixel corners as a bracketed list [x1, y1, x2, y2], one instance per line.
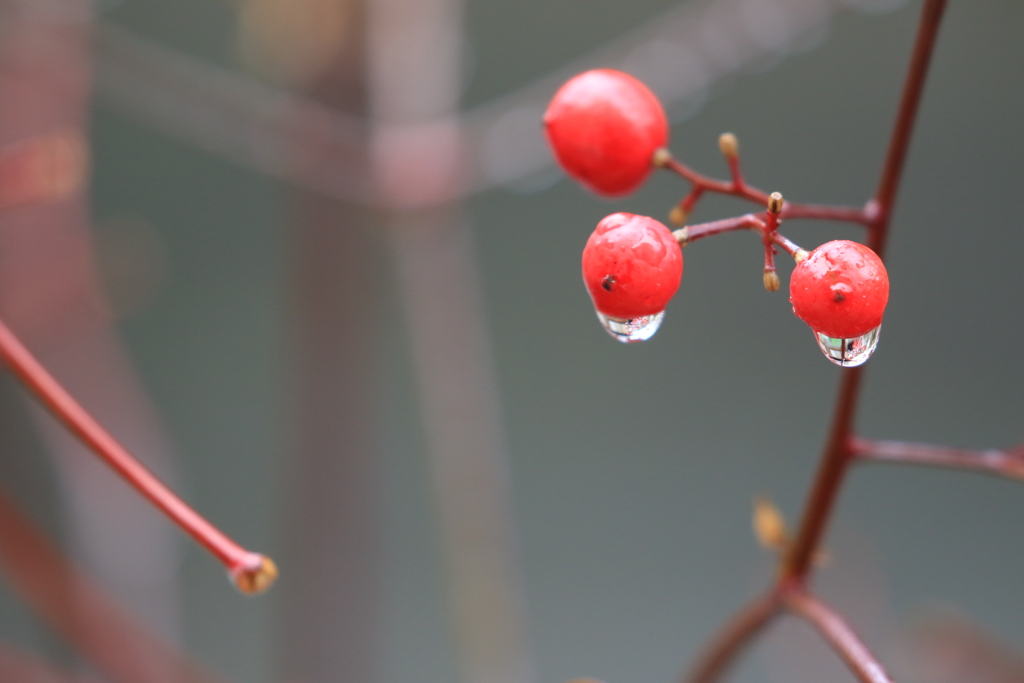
[95, 22, 373, 204]
[784, 590, 893, 683]
[681, 590, 782, 683]
[95, 0, 882, 203]
[0, 643, 105, 683]
[0, 487, 227, 683]
[904, 610, 1024, 683]
[852, 438, 1024, 481]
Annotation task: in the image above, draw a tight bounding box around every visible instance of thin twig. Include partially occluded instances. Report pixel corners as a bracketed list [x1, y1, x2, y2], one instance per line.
[680, 590, 783, 683]
[784, 590, 894, 683]
[851, 438, 1024, 481]
[682, 214, 765, 244]
[0, 317, 275, 593]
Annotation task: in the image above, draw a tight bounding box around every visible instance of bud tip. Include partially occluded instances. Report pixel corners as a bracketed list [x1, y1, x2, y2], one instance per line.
[718, 132, 739, 159]
[232, 555, 278, 595]
[673, 227, 690, 247]
[651, 148, 672, 168]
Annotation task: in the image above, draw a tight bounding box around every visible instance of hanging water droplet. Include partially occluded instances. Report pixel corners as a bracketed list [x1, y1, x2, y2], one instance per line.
[596, 310, 665, 343]
[813, 325, 880, 367]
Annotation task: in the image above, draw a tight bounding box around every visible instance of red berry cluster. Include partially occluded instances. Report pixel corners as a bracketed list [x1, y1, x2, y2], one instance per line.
[544, 69, 890, 364]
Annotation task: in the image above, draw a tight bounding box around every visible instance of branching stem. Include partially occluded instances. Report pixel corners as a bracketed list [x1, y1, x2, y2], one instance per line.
[680, 1, 949, 681]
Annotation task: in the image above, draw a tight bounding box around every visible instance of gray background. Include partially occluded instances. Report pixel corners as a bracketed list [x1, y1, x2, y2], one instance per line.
[1, 1, 1022, 682]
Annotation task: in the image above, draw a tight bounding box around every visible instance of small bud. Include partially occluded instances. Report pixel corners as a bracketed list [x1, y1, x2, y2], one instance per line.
[763, 269, 780, 292]
[672, 227, 689, 247]
[668, 205, 688, 226]
[651, 147, 672, 168]
[232, 555, 279, 595]
[718, 132, 739, 159]
[753, 496, 787, 550]
[767, 192, 783, 215]
[793, 248, 810, 264]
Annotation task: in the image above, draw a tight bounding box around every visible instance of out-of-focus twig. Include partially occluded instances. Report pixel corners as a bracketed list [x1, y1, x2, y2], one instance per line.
[0, 488, 227, 683]
[95, 0, 885, 204]
[0, 643, 106, 683]
[784, 591, 893, 683]
[851, 438, 1024, 481]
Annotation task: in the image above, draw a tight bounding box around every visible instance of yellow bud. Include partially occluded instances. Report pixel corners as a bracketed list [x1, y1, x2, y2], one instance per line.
[767, 192, 783, 214]
[651, 147, 672, 167]
[718, 132, 739, 159]
[753, 496, 787, 550]
[669, 205, 688, 226]
[763, 270, 780, 292]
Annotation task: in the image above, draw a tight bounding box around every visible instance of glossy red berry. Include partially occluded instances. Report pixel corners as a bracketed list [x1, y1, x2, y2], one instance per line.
[789, 240, 889, 339]
[544, 69, 668, 197]
[582, 213, 683, 320]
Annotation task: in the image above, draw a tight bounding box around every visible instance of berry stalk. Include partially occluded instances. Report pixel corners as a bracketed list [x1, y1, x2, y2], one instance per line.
[0, 317, 276, 594]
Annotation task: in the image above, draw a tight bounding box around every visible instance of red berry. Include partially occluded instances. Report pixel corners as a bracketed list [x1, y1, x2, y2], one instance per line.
[582, 213, 683, 319]
[544, 70, 668, 197]
[789, 240, 889, 339]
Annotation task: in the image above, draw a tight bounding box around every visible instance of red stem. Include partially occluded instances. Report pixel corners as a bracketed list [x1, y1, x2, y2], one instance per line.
[682, 214, 765, 244]
[784, 590, 894, 683]
[663, 157, 869, 228]
[0, 317, 276, 593]
[871, 0, 949, 252]
[782, 0, 947, 583]
[852, 438, 1024, 481]
[782, 203, 870, 225]
[680, 2, 949, 680]
[680, 589, 782, 683]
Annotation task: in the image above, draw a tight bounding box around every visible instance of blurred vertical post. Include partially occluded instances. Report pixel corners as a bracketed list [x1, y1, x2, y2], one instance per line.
[0, 0, 182, 648]
[236, 1, 383, 681]
[368, 1, 535, 683]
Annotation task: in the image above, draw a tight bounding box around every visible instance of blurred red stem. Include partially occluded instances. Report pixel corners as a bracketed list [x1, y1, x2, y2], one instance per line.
[784, 590, 894, 683]
[0, 317, 265, 580]
[681, 589, 782, 683]
[852, 438, 1024, 480]
[0, 489, 225, 683]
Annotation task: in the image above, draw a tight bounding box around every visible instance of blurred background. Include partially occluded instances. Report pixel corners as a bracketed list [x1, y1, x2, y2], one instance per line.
[0, 0, 1022, 682]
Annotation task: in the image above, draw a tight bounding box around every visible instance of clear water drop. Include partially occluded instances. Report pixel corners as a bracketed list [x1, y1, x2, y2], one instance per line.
[814, 325, 881, 367]
[596, 310, 665, 343]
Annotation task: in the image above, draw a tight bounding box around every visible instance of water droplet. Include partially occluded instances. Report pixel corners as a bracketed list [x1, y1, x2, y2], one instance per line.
[596, 310, 665, 343]
[813, 325, 880, 367]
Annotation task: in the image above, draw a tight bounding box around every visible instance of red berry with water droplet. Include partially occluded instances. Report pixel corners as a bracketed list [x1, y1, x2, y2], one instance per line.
[544, 70, 668, 197]
[789, 240, 889, 339]
[583, 213, 683, 320]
